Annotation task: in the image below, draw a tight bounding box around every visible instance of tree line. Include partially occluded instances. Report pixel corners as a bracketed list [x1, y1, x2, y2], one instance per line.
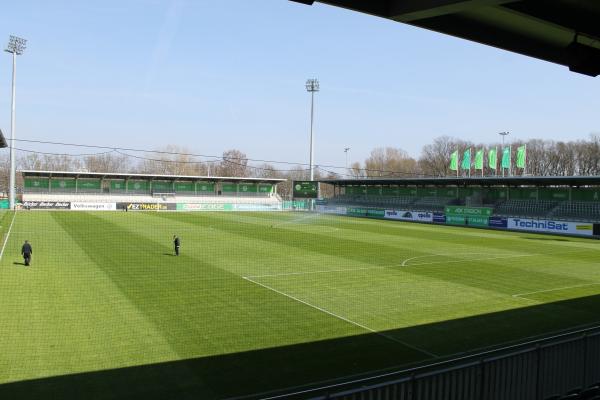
[2, 135, 599, 197]
[350, 135, 600, 178]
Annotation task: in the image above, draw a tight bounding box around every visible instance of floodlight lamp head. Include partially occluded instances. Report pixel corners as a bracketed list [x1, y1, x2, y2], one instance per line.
[5, 35, 27, 55]
[305, 78, 319, 92]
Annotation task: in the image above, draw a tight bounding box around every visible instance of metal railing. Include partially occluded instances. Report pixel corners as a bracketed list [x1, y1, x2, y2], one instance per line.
[259, 325, 600, 400]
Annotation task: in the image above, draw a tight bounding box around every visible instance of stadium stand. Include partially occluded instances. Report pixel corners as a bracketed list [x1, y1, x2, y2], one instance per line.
[319, 176, 600, 223]
[411, 196, 456, 212]
[550, 202, 600, 221]
[20, 170, 284, 208]
[494, 199, 558, 218]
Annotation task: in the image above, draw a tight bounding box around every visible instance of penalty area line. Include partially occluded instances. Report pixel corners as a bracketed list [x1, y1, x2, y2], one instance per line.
[400, 253, 538, 267]
[0, 211, 17, 262]
[242, 276, 437, 358]
[245, 253, 541, 279]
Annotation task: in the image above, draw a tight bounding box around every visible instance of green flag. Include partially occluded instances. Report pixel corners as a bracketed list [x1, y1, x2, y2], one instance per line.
[449, 151, 458, 171]
[516, 145, 526, 168]
[474, 149, 484, 170]
[461, 149, 471, 170]
[501, 146, 511, 169]
[488, 148, 497, 170]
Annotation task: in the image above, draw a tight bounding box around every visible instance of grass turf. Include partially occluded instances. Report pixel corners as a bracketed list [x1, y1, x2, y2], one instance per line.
[1, 210, 600, 398]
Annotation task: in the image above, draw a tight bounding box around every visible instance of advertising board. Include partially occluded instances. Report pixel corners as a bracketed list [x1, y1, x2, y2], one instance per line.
[384, 210, 433, 222]
[316, 205, 347, 215]
[176, 203, 281, 211]
[70, 202, 116, 211]
[445, 206, 493, 217]
[293, 181, 319, 199]
[177, 203, 233, 211]
[488, 216, 508, 228]
[347, 207, 385, 218]
[466, 216, 489, 227]
[22, 201, 70, 210]
[117, 203, 176, 211]
[433, 212, 446, 223]
[445, 215, 466, 225]
[233, 204, 281, 211]
[508, 218, 594, 236]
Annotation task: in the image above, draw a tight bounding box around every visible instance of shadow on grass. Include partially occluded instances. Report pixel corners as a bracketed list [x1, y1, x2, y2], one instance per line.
[162, 253, 177, 256]
[2, 294, 600, 400]
[12, 262, 26, 266]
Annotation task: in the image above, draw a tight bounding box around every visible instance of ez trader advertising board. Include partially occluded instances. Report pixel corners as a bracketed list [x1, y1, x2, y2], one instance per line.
[293, 181, 319, 199]
[508, 218, 594, 236]
[117, 203, 176, 211]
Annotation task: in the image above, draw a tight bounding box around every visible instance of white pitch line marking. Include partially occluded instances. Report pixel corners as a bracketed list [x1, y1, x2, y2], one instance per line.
[512, 283, 600, 299]
[0, 212, 17, 262]
[243, 276, 437, 358]
[246, 266, 384, 279]
[401, 253, 538, 267]
[248, 254, 540, 279]
[272, 213, 320, 228]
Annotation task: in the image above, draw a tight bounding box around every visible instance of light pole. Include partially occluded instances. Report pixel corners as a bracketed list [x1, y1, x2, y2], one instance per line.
[306, 79, 319, 181]
[499, 131, 510, 177]
[344, 147, 350, 171]
[5, 35, 27, 210]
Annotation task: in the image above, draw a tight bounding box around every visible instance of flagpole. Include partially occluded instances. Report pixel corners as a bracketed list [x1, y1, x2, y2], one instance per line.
[523, 144, 527, 175]
[468, 148, 471, 178]
[510, 145, 512, 176]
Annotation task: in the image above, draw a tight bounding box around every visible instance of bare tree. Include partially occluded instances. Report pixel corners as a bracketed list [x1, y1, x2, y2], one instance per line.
[137, 145, 205, 176]
[364, 147, 419, 178]
[18, 153, 44, 171]
[419, 136, 473, 177]
[218, 149, 248, 177]
[84, 152, 132, 173]
[0, 153, 9, 195]
[349, 161, 366, 178]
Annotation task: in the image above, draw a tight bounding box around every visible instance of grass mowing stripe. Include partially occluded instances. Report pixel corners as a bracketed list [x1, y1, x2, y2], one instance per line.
[243, 276, 438, 358]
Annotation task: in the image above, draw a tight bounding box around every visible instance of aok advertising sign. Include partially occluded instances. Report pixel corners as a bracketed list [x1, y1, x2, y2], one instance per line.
[445, 206, 493, 227]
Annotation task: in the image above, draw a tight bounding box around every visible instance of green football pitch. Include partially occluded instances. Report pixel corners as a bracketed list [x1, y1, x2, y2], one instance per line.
[1, 210, 600, 399]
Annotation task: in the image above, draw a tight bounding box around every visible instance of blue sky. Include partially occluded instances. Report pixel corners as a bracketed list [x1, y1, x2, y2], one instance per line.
[0, 0, 599, 170]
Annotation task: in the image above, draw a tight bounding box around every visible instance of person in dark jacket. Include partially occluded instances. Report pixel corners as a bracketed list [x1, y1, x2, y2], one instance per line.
[21, 240, 32, 266]
[173, 235, 180, 256]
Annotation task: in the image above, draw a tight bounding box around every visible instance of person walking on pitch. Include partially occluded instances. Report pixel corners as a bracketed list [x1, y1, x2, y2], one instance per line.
[173, 235, 180, 256]
[21, 240, 33, 266]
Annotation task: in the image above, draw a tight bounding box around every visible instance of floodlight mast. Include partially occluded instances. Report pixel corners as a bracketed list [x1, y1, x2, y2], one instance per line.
[5, 35, 27, 210]
[306, 79, 319, 181]
[344, 147, 350, 170]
